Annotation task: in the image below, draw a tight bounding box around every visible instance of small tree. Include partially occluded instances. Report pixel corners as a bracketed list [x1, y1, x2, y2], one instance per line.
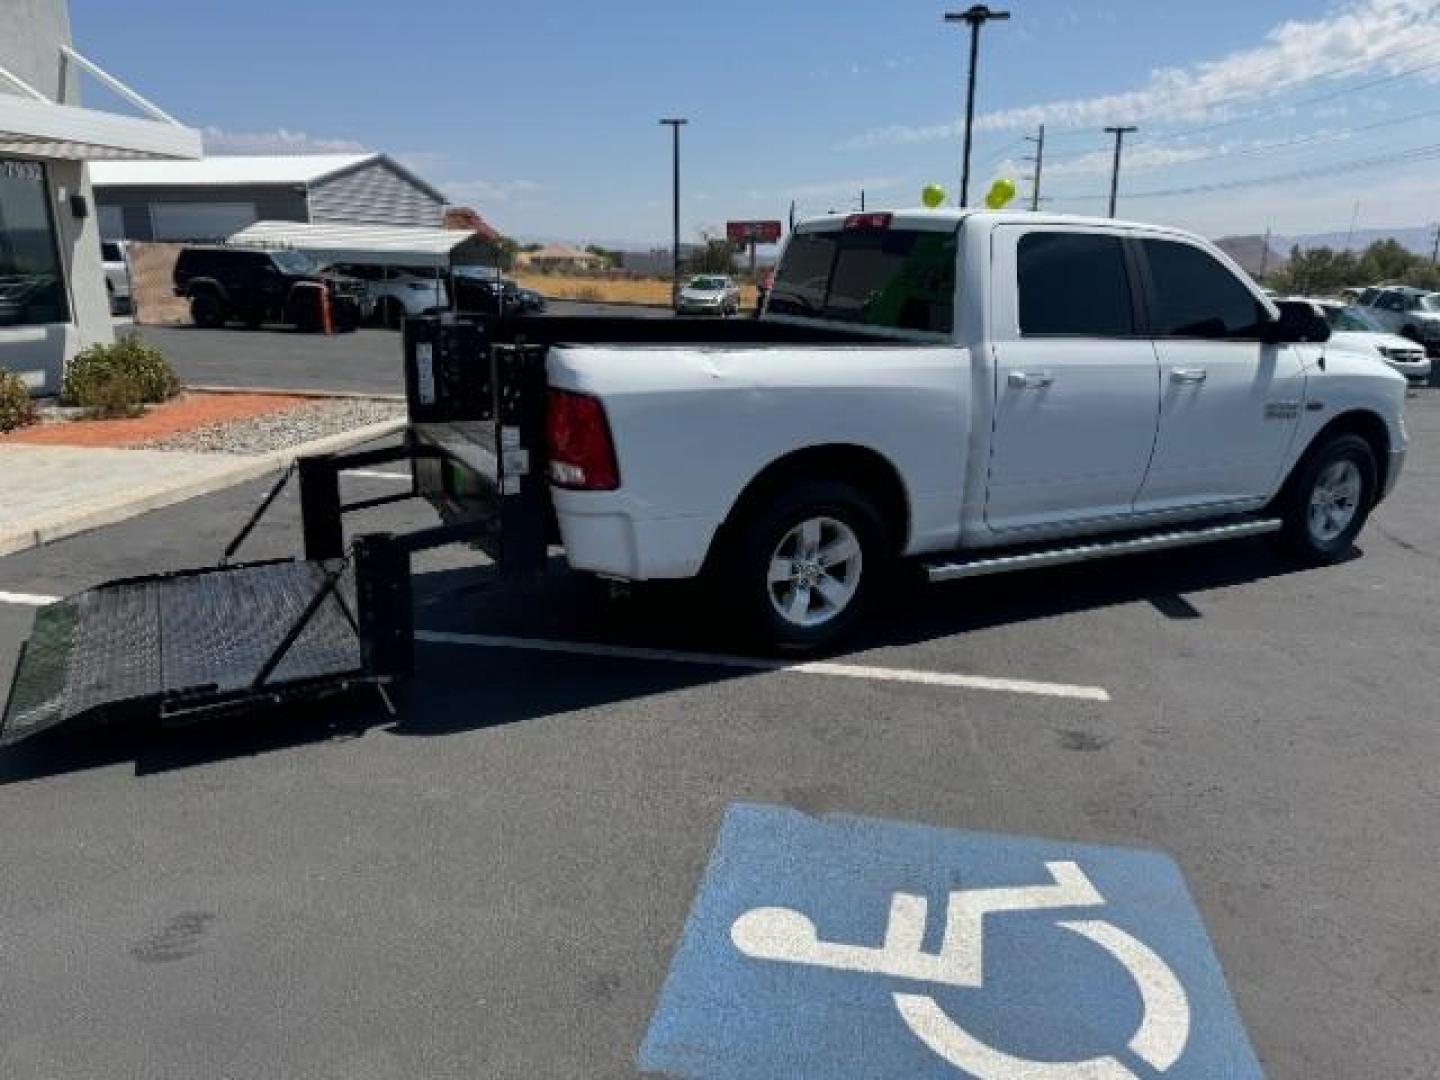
[684, 229, 739, 275]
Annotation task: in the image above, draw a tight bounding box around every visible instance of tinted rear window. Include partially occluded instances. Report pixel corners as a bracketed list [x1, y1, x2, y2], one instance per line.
[101, 242, 122, 261]
[768, 227, 957, 333]
[1017, 232, 1134, 336]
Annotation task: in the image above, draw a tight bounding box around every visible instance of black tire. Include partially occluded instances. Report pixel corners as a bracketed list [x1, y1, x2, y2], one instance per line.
[190, 292, 225, 329]
[722, 479, 889, 653]
[1276, 433, 1377, 564]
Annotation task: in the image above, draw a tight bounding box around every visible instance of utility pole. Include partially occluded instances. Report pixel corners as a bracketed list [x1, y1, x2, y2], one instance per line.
[788, 200, 796, 231]
[1430, 222, 1439, 265]
[944, 5, 1010, 207]
[859, 188, 865, 212]
[1259, 226, 1273, 279]
[1023, 122, 1045, 211]
[1104, 125, 1137, 218]
[659, 118, 687, 308]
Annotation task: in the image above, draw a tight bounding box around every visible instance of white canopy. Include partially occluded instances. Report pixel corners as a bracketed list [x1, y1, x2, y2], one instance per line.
[228, 220, 496, 269]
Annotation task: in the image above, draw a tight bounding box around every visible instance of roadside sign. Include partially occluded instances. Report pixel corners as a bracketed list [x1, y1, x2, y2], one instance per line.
[640, 803, 1262, 1079]
[726, 220, 783, 244]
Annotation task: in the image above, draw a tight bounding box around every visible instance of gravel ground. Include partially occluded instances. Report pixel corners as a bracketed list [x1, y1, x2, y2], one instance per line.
[142, 397, 404, 455]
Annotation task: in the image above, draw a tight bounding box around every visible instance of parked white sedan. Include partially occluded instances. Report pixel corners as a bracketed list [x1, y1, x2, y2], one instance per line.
[1287, 298, 1431, 383]
[101, 240, 131, 315]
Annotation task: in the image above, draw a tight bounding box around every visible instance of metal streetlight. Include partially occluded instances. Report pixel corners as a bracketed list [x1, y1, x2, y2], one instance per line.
[944, 5, 1010, 207]
[659, 118, 688, 308]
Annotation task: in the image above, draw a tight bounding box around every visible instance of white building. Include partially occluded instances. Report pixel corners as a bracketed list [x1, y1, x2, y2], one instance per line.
[0, 0, 201, 394]
[91, 153, 447, 242]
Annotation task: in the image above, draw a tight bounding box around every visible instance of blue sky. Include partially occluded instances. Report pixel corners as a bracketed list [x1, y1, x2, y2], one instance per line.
[71, 0, 1440, 245]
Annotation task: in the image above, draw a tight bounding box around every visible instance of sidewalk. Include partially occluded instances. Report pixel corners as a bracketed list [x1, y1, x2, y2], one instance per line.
[0, 419, 403, 558]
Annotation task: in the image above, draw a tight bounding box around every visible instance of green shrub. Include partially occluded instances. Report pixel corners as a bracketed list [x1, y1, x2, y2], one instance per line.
[74, 367, 147, 419]
[0, 369, 37, 432]
[62, 332, 179, 411]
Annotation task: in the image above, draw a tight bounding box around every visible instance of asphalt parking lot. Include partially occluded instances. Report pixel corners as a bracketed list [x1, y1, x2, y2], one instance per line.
[135, 301, 672, 396]
[1, 384, 1437, 1076]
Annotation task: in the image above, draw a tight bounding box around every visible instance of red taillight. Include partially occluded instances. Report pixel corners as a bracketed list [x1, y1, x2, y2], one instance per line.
[546, 389, 619, 491]
[843, 212, 892, 230]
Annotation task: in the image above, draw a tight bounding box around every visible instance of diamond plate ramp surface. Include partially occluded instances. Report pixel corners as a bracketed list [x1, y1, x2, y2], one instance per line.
[2, 561, 362, 745]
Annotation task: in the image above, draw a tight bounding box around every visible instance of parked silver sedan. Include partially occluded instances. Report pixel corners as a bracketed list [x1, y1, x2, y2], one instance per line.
[677, 274, 741, 317]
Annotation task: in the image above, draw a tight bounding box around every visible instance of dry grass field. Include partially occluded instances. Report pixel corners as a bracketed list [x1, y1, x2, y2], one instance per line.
[512, 272, 759, 308]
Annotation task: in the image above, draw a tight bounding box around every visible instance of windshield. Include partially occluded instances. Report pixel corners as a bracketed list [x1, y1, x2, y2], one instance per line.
[271, 250, 316, 275]
[688, 276, 728, 290]
[1327, 305, 1385, 333]
[1419, 293, 1440, 313]
[768, 226, 957, 333]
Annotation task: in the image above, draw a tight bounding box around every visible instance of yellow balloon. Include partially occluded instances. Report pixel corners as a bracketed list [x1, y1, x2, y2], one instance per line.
[921, 183, 947, 209]
[985, 178, 1017, 209]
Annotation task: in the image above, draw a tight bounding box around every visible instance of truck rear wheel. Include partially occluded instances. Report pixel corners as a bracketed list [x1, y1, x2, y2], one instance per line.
[725, 479, 888, 653]
[1277, 433, 1377, 564]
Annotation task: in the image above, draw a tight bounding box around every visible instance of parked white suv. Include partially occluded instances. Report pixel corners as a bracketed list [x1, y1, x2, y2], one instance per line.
[1284, 298, 1430, 383]
[1356, 285, 1440, 356]
[327, 263, 449, 329]
[100, 240, 131, 315]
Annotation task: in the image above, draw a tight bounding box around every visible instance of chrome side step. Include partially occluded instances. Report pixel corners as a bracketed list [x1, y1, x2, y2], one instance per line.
[923, 517, 1283, 583]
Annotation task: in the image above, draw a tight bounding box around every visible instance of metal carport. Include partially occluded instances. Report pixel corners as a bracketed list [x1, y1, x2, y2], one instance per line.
[227, 220, 495, 270]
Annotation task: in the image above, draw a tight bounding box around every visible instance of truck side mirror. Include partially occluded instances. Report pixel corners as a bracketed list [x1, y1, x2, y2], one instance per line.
[1263, 305, 1331, 344]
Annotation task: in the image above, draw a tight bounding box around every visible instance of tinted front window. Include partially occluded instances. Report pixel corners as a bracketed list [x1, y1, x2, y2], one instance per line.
[1142, 240, 1266, 338]
[769, 227, 957, 333]
[1328, 306, 1382, 332]
[1017, 232, 1133, 336]
[0, 159, 69, 327]
[271, 251, 316, 275]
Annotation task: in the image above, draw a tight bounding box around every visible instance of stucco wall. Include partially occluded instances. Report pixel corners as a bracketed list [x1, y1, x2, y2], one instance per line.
[0, 0, 114, 396]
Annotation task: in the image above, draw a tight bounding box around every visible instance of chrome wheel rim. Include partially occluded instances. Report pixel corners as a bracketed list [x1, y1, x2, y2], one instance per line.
[1308, 459, 1362, 544]
[768, 516, 863, 628]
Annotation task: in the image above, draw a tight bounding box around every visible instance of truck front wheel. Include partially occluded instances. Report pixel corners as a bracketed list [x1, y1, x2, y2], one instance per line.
[726, 480, 888, 653]
[1277, 433, 1377, 564]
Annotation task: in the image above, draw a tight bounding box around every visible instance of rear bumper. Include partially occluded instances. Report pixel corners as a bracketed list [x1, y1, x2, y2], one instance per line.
[552, 489, 718, 580]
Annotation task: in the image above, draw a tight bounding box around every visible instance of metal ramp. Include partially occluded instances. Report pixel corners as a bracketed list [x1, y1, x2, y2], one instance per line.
[1, 318, 550, 748]
[1, 560, 367, 747]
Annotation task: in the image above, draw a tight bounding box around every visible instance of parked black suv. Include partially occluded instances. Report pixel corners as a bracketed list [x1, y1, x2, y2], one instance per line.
[172, 247, 368, 331]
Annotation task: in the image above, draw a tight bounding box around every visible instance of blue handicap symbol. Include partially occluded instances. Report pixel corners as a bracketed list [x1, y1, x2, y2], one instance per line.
[640, 803, 1263, 1079]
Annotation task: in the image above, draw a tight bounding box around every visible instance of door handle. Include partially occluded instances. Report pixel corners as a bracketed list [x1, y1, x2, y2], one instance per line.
[1170, 367, 1208, 384]
[1007, 370, 1054, 389]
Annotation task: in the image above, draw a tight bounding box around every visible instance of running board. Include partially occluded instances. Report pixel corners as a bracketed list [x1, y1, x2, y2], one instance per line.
[923, 517, 1283, 583]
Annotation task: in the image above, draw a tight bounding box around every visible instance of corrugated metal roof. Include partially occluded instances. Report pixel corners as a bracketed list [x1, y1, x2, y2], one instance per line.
[90, 153, 375, 187]
[227, 220, 495, 267]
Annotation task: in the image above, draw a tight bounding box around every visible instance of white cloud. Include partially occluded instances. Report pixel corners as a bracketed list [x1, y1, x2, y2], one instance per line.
[1032, 143, 1217, 180]
[201, 126, 367, 154]
[441, 178, 542, 204]
[839, 0, 1440, 149]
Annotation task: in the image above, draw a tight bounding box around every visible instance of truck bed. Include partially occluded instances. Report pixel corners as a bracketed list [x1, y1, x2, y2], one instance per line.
[497, 314, 912, 348]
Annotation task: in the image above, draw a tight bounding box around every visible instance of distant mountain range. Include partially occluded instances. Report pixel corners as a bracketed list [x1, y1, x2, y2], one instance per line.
[1215, 226, 1439, 276]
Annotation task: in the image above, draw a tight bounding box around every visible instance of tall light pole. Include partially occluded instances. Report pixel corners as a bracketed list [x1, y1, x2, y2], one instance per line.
[659, 118, 687, 308]
[945, 5, 1010, 207]
[1104, 125, 1137, 217]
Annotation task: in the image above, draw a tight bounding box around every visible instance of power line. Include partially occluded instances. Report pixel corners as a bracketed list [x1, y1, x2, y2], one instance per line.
[1020, 39, 1440, 156]
[1050, 139, 1440, 202]
[1043, 101, 1440, 178]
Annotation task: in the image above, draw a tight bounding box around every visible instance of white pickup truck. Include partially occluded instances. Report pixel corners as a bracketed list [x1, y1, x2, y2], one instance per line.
[542, 209, 1407, 650]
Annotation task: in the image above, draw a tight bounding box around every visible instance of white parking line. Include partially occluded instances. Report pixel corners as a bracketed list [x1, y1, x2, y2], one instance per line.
[415, 630, 1111, 702]
[0, 590, 60, 607]
[345, 469, 411, 482]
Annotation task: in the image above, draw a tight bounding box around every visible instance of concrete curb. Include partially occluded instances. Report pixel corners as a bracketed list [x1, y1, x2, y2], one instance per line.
[0, 418, 406, 558]
[184, 384, 406, 403]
